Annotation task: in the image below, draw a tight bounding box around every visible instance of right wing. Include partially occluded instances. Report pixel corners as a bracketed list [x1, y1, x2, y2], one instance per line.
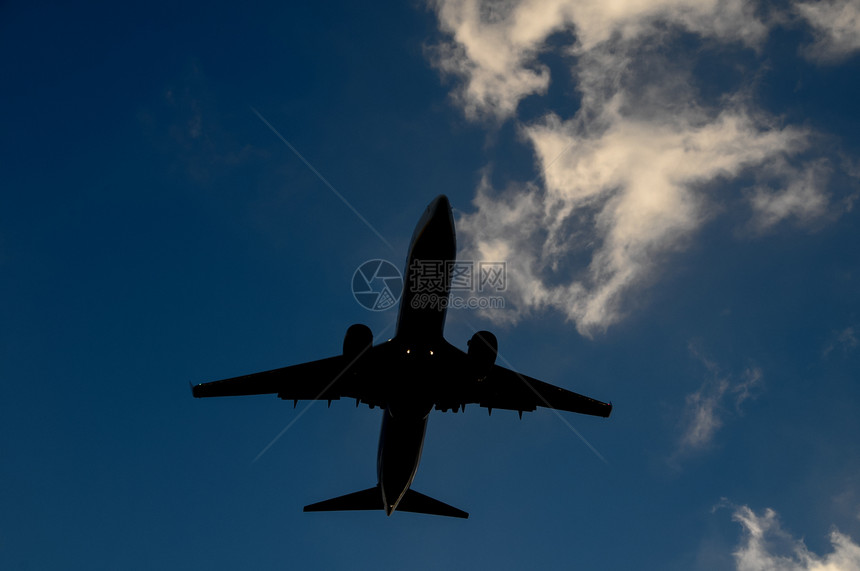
[437, 341, 612, 418]
[477, 364, 612, 418]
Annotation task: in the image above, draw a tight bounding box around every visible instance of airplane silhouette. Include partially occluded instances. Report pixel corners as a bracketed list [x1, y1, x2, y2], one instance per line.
[192, 195, 612, 518]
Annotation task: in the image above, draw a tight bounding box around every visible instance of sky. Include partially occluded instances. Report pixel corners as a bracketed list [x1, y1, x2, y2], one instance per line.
[2, 0, 860, 569]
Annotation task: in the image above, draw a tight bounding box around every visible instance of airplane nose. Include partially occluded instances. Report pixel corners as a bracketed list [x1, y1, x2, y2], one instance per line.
[427, 194, 453, 229]
[431, 194, 450, 213]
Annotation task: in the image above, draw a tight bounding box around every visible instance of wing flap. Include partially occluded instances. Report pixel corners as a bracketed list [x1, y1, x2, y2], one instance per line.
[192, 355, 352, 400]
[479, 365, 612, 418]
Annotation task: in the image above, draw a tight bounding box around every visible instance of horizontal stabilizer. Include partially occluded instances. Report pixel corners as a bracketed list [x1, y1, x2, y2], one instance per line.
[303, 486, 382, 513]
[303, 486, 468, 518]
[397, 489, 469, 519]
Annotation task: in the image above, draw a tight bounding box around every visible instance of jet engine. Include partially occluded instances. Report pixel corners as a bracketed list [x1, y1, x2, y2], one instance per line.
[467, 330, 497, 376]
[343, 323, 372, 361]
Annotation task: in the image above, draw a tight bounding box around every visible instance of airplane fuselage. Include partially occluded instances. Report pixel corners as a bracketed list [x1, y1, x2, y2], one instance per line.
[378, 195, 456, 515]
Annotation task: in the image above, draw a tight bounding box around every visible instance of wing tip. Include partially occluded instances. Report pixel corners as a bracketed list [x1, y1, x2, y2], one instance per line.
[190, 382, 205, 398]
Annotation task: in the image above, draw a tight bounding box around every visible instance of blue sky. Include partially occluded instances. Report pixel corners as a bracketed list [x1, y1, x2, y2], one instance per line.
[2, 1, 860, 569]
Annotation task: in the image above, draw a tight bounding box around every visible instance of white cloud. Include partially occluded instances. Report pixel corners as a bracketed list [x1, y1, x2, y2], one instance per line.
[431, 0, 846, 334]
[731, 504, 860, 571]
[430, 0, 768, 121]
[797, 0, 860, 63]
[429, 0, 559, 120]
[514, 107, 810, 333]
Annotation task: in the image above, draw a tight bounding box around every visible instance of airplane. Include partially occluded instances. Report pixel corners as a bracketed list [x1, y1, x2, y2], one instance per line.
[191, 195, 612, 519]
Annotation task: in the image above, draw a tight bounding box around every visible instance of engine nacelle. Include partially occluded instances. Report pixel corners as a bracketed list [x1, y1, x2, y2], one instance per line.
[343, 323, 372, 361]
[467, 330, 497, 376]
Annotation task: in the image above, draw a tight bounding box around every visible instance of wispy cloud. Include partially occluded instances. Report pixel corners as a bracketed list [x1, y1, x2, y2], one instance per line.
[748, 159, 832, 233]
[797, 0, 860, 63]
[675, 346, 762, 457]
[725, 502, 860, 571]
[680, 379, 727, 452]
[429, 0, 852, 335]
[823, 326, 860, 358]
[141, 61, 268, 185]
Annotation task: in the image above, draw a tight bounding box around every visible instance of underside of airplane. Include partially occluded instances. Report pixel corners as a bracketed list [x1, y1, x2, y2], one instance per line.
[192, 195, 612, 518]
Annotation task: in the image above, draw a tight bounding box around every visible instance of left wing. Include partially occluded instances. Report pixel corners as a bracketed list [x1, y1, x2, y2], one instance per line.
[191, 351, 384, 407]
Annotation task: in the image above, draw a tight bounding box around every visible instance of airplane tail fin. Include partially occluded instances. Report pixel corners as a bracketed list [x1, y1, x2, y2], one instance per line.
[303, 486, 382, 513]
[303, 486, 468, 519]
[398, 489, 469, 519]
